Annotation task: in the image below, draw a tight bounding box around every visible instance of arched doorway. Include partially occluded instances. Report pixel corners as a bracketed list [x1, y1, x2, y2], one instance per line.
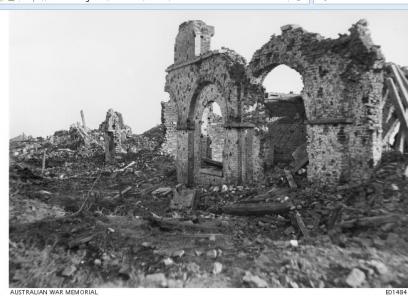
[262, 65, 307, 170]
[187, 83, 227, 185]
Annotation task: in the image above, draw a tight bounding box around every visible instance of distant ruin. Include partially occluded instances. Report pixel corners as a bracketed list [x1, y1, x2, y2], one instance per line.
[162, 20, 388, 187]
[100, 109, 132, 162]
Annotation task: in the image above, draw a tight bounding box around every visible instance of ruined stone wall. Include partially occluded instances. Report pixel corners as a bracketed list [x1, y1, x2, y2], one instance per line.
[208, 118, 225, 162]
[174, 21, 214, 64]
[165, 20, 263, 186]
[163, 19, 385, 187]
[161, 100, 178, 158]
[248, 20, 385, 185]
[100, 109, 132, 162]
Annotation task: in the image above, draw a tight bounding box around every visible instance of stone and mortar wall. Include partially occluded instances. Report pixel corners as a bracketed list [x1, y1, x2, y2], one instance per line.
[164, 20, 263, 186]
[248, 19, 385, 185]
[161, 100, 178, 157]
[163, 19, 385, 187]
[100, 109, 132, 162]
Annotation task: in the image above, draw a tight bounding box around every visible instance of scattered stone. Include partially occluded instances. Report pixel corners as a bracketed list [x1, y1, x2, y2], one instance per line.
[243, 271, 268, 288]
[213, 262, 223, 275]
[221, 185, 228, 192]
[167, 279, 183, 288]
[152, 187, 172, 196]
[145, 273, 167, 287]
[172, 250, 185, 258]
[345, 268, 366, 288]
[368, 260, 389, 275]
[163, 258, 174, 266]
[186, 262, 200, 273]
[170, 188, 197, 209]
[61, 265, 77, 277]
[209, 234, 216, 242]
[284, 226, 295, 235]
[290, 240, 299, 247]
[94, 259, 102, 266]
[206, 249, 217, 259]
[391, 184, 399, 191]
[142, 242, 152, 248]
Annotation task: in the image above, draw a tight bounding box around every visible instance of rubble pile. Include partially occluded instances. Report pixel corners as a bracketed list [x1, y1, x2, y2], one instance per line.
[8, 125, 408, 288]
[125, 124, 166, 154]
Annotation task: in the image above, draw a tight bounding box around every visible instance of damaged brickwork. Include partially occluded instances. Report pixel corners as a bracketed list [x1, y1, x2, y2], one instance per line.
[100, 109, 132, 162]
[162, 19, 385, 187]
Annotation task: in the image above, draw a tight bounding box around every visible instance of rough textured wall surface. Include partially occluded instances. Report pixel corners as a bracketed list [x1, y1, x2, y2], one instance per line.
[248, 19, 385, 185]
[164, 20, 262, 186]
[163, 19, 385, 187]
[100, 109, 132, 162]
[161, 100, 178, 157]
[174, 20, 214, 64]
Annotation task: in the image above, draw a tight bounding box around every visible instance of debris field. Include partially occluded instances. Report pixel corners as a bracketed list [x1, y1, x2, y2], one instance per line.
[9, 19, 408, 288]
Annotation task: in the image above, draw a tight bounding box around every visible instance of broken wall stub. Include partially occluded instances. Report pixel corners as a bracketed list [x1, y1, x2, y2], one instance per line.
[248, 20, 385, 186]
[100, 109, 132, 162]
[163, 20, 263, 186]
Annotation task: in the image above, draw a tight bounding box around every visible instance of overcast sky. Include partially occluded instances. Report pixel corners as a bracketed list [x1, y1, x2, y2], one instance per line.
[10, 10, 408, 138]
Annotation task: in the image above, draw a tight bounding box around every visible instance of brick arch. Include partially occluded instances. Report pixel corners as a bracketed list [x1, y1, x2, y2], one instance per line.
[247, 21, 385, 186]
[187, 80, 228, 128]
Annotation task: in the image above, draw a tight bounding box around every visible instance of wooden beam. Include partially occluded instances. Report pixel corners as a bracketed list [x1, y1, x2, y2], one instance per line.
[220, 202, 291, 216]
[284, 169, 298, 189]
[383, 117, 400, 144]
[80, 110, 86, 128]
[306, 118, 353, 125]
[391, 64, 408, 108]
[395, 132, 405, 154]
[396, 65, 408, 93]
[386, 78, 408, 141]
[202, 157, 223, 168]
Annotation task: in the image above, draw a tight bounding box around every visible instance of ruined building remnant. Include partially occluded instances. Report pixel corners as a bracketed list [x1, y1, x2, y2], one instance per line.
[162, 19, 385, 187]
[100, 109, 132, 162]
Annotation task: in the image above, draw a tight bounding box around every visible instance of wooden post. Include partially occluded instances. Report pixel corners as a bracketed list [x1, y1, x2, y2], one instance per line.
[386, 78, 408, 141]
[383, 117, 400, 146]
[395, 132, 405, 154]
[391, 64, 408, 109]
[41, 150, 46, 174]
[80, 110, 86, 129]
[396, 65, 408, 92]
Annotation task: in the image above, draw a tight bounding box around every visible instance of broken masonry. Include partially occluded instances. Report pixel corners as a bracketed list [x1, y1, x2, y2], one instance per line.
[161, 19, 388, 187]
[100, 109, 132, 162]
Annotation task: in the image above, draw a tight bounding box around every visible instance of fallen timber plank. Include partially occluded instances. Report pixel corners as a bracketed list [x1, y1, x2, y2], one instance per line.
[146, 214, 220, 232]
[327, 206, 343, 230]
[68, 233, 96, 248]
[202, 157, 223, 168]
[306, 118, 353, 125]
[293, 211, 310, 238]
[220, 202, 292, 216]
[284, 169, 298, 189]
[386, 78, 408, 141]
[112, 186, 132, 200]
[339, 214, 404, 229]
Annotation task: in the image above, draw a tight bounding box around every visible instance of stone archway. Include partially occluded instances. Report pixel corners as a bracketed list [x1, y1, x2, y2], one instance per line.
[164, 20, 263, 186]
[248, 20, 385, 185]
